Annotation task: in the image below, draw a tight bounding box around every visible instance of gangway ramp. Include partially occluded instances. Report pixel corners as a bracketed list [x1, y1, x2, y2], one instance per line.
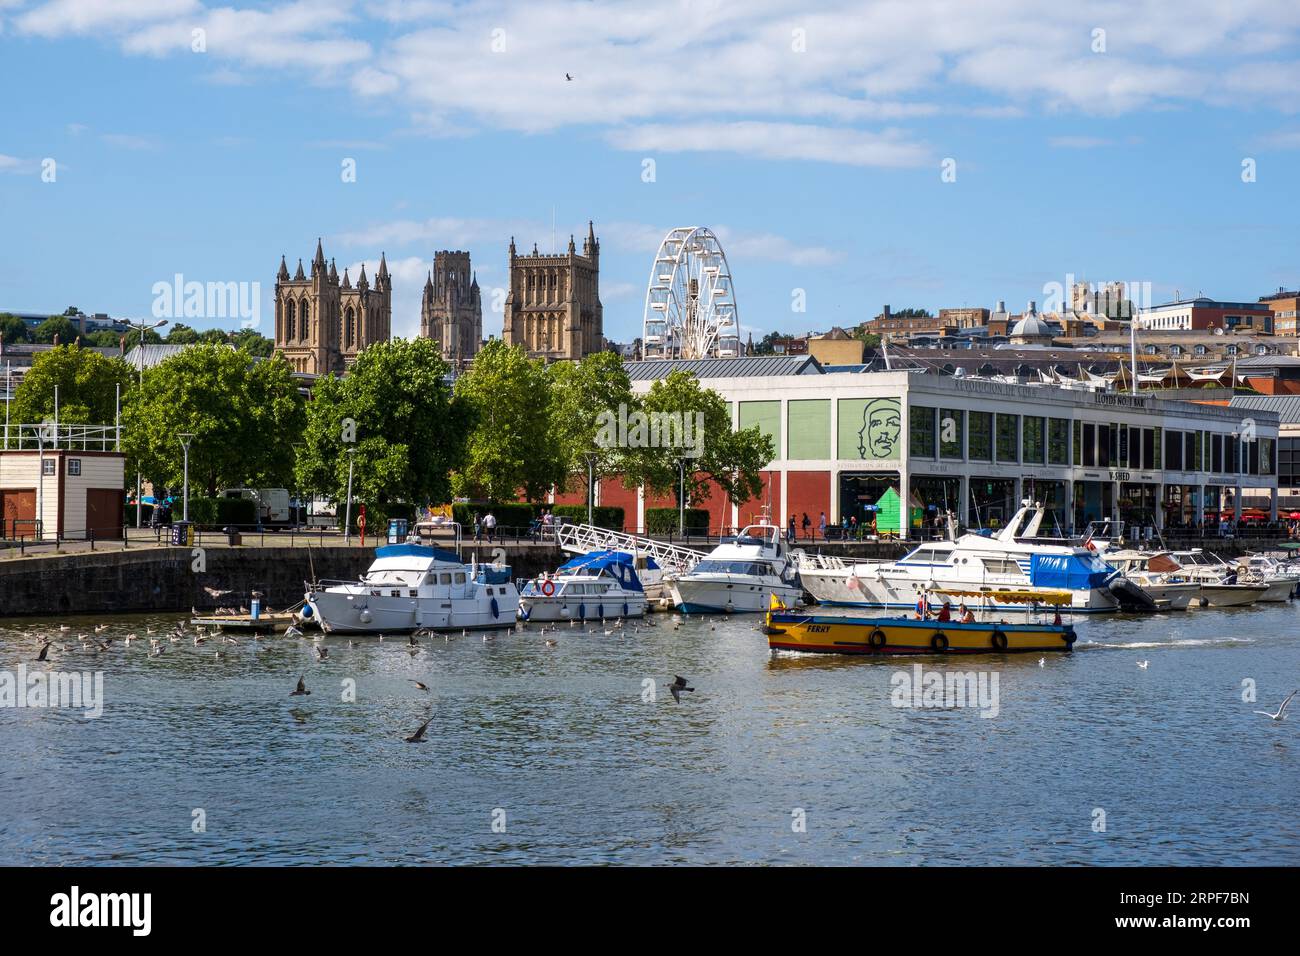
[555, 523, 706, 573]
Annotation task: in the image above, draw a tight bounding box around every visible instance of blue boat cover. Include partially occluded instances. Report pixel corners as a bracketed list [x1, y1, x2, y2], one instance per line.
[556, 550, 653, 592]
[375, 543, 463, 564]
[1029, 553, 1112, 590]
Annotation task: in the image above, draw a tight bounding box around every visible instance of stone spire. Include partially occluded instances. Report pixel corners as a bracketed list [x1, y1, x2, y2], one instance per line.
[357, 263, 368, 290]
[328, 258, 338, 283]
[341, 268, 351, 290]
[312, 237, 326, 274]
[294, 258, 305, 281]
[277, 255, 290, 282]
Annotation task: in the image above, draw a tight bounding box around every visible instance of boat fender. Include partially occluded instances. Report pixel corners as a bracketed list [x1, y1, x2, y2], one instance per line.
[541, 579, 556, 596]
[1062, 625, 1077, 648]
[358, 609, 372, 625]
[597, 604, 603, 619]
[868, 628, 887, 649]
[930, 632, 948, 652]
[990, 629, 1008, 651]
[490, 597, 499, 619]
[301, 604, 313, 619]
[623, 602, 629, 617]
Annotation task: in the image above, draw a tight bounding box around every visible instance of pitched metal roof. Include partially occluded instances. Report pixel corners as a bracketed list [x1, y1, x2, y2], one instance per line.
[1228, 395, 1300, 423]
[624, 355, 822, 381]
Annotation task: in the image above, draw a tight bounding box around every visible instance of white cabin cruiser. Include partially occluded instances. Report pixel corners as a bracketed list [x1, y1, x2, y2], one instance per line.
[798, 500, 1128, 614]
[1232, 554, 1299, 602]
[666, 524, 803, 613]
[1168, 550, 1268, 608]
[304, 544, 519, 633]
[1102, 550, 1200, 610]
[518, 550, 652, 622]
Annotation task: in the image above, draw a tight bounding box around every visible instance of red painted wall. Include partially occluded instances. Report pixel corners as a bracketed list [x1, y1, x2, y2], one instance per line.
[598, 477, 638, 529]
[787, 470, 831, 537]
[734, 469, 781, 530]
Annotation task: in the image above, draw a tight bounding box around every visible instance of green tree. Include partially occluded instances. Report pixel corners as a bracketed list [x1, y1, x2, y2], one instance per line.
[229, 328, 274, 357]
[165, 323, 201, 344]
[296, 337, 467, 511]
[121, 345, 304, 496]
[0, 313, 31, 344]
[547, 350, 634, 498]
[453, 340, 562, 503]
[9, 345, 136, 425]
[620, 371, 774, 508]
[83, 330, 125, 348]
[33, 315, 80, 344]
[122, 326, 165, 350]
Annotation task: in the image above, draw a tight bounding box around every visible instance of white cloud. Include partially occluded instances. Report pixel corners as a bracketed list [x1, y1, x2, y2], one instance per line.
[16, 0, 199, 36]
[100, 132, 157, 150]
[608, 121, 931, 168]
[1047, 135, 1115, 149]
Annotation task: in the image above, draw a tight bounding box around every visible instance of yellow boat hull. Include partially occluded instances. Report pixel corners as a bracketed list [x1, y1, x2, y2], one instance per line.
[766, 611, 1075, 655]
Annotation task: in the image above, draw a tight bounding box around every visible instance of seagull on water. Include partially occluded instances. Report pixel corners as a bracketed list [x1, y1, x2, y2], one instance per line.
[1038, 657, 1045, 667]
[1254, 690, 1297, 721]
[1137, 660, 1150, 669]
[314, 646, 328, 661]
[668, 675, 694, 703]
[290, 676, 311, 696]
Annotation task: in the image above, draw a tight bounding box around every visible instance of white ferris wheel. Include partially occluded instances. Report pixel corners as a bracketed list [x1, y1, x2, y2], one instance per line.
[641, 226, 740, 360]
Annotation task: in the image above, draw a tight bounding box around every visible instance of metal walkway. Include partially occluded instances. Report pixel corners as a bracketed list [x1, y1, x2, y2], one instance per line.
[555, 523, 706, 573]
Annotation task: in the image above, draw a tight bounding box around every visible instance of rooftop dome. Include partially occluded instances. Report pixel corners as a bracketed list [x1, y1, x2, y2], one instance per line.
[1011, 314, 1054, 338]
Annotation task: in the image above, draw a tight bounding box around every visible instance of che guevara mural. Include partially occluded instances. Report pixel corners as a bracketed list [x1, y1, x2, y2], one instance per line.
[836, 397, 902, 460]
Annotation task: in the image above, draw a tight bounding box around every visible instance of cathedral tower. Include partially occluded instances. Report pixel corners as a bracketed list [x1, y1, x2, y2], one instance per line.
[274, 241, 391, 374]
[502, 221, 603, 361]
[420, 250, 482, 364]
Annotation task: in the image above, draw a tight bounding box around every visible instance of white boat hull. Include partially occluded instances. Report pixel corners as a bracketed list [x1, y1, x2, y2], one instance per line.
[1256, 578, 1297, 602]
[1190, 584, 1266, 608]
[802, 566, 1117, 613]
[518, 593, 646, 622]
[1137, 582, 1198, 611]
[668, 575, 803, 614]
[307, 588, 516, 633]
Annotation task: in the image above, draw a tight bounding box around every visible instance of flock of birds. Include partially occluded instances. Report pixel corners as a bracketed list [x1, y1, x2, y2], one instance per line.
[19, 611, 707, 744]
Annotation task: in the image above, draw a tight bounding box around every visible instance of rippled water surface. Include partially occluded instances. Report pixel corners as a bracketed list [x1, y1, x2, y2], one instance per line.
[0, 602, 1297, 865]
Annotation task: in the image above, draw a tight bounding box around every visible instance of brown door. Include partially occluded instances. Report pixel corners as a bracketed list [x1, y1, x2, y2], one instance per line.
[1, 489, 37, 538]
[86, 488, 124, 540]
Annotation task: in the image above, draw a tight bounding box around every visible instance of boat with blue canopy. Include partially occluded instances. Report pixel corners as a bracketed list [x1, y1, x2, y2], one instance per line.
[519, 549, 654, 622]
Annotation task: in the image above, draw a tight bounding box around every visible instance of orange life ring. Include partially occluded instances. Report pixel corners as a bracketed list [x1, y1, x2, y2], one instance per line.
[541, 579, 556, 596]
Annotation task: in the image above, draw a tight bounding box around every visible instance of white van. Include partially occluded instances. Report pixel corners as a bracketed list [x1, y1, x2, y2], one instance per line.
[222, 488, 292, 528]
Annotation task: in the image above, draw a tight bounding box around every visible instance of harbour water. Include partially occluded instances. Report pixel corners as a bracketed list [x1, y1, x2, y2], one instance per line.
[0, 604, 1296, 866]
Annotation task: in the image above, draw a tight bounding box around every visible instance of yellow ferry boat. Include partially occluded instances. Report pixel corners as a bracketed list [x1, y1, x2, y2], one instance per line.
[764, 590, 1076, 656]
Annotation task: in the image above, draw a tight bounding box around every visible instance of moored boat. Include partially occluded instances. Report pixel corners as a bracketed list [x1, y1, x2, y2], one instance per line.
[518, 549, 651, 622]
[666, 523, 803, 613]
[765, 602, 1075, 656]
[304, 543, 518, 633]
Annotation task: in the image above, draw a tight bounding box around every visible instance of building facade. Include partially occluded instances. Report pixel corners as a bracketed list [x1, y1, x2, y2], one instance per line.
[274, 241, 392, 374]
[503, 223, 603, 361]
[420, 251, 483, 364]
[576, 358, 1280, 537]
[1138, 297, 1274, 333]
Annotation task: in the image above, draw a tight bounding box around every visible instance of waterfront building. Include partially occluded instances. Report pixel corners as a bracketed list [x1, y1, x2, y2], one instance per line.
[1259, 287, 1300, 337]
[0, 424, 125, 540]
[420, 251, 483, 365]
[502, 222, 603, 361]
[563, 356, 1280, 538]
[1137, 296, 1274, 333]
[274, 241, 392, 374]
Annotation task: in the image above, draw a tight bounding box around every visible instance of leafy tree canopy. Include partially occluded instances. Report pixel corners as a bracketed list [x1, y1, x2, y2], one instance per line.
[33, 315, 80, 344]
[620, 370, 774, 507]
[453, 340, 562, 503]
[296, 337, 467, 509]
[0, 313, 31, 344]
[547, 350, 634, 494]
[121, 345, 304, 496]
[9, 345, 136, 426]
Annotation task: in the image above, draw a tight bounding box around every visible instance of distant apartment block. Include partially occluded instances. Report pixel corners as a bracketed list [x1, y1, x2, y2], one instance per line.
[1137, 296, 1274, 333]
[1260, 288, 1300, 336]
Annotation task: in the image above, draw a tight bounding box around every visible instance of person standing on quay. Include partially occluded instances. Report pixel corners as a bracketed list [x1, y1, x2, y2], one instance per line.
[819, 512, 827, 540]
[484, 510, 497, 543]
[801, 512, 811, 539]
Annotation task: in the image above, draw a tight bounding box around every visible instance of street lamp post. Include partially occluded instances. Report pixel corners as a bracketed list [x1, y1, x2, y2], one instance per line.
[126, 318, 168, 529]
[584, 451, 600, 527]
[343, 448, 357, 545]
[676, 456, 687, 536]
[178, 433, 195, 522]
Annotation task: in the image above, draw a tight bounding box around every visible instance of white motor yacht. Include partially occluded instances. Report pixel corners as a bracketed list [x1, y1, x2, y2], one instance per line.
[666, 524, 804, 613]
[1168, 550, 1268, 608]
[304, 543, 519, 633]
[518, 550, 652, 622]
[798, 500, 1131, 614]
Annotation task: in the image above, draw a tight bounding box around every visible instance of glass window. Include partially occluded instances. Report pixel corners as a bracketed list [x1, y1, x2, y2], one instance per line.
[1073, 420, 1083, 466]
[439, 572, 452, 584]
[1166, 430, 1183, 470]
[910, 405, 936, 458]
[1211, 434, 1223, 473]
[1048, 418, 1069, 465]
[1146, 428, 1158, 470]
[939, 408, 964, 460]
[42, 459, 56, 475]
[969, 411, 992, 461]
[1261, 438, 1275, 476]
[1022, 416, 1045, 464]
[1082, 423, 1096, 466]
[1098, 424, 1112, 467]
[996, 413, 1019, 463]
[454, 572, 466, 584]
[67, 459, 82, 476]
[1118, 425, 1130, 467]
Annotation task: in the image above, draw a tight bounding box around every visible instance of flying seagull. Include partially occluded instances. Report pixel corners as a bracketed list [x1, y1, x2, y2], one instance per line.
[35, 642, 51, 662]
[668, 675, 694, 703]
[410, 680, 430, 692]
[290, 676, 311, 696]
[1255, 690, 1297, 721]
[315, 646, 328, 661]
[565, 72, 574, 81]
[405, 716, 433, 743]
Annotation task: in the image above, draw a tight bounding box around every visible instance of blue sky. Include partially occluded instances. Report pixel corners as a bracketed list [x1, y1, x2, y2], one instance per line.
[2, 0, 1300, 344]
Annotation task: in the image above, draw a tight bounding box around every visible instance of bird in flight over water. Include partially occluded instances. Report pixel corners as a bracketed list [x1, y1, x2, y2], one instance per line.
[668, 675, 694, 703]
[1255, 689, 1296, 721]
